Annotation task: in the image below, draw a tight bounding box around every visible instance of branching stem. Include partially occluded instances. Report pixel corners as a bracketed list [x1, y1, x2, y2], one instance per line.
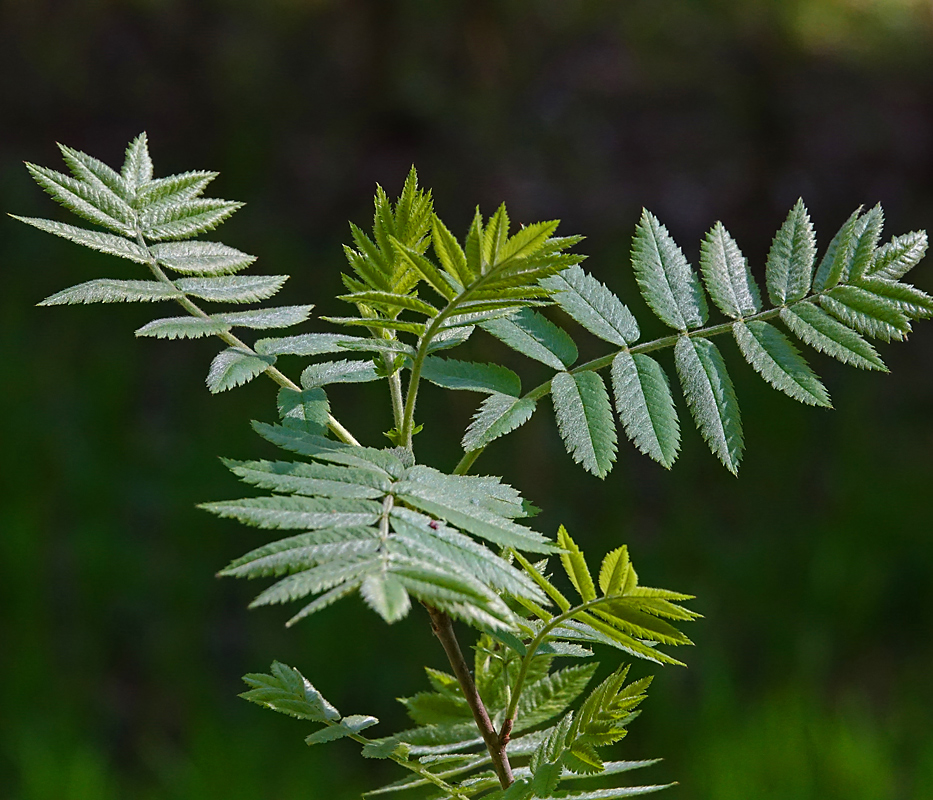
[425, 606, 515, 789]
[502, 596, 621, 732]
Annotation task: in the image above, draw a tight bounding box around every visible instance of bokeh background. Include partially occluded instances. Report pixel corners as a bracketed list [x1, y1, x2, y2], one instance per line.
[2, 1, 933, 798]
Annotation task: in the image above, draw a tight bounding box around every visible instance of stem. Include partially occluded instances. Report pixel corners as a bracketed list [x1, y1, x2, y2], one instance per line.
[426, 606, 514, 789]
[502, 596, 618, 729]
[134, 229, 360, 446]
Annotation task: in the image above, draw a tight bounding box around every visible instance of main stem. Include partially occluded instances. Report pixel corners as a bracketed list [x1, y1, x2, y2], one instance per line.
[426, 606, 514, 789]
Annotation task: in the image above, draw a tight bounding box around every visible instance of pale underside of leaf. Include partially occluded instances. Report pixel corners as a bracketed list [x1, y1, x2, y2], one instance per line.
[206, 347, 276, 393]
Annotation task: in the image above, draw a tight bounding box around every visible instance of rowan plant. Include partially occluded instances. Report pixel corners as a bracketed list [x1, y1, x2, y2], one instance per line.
[15, 134, 932, 798]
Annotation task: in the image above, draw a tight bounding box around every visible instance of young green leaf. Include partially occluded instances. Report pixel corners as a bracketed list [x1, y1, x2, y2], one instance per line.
[598, 546, 633, 597]
[551, 371, 617, 479]
[699, 222, 760, 318]
[557, 526, 597, 602]
[674, 336, 743, 474]
[732, 320, 831, 407]
[540, 265, 639, 346]
[610, 352, 680, 469]
[766, 199, 816, 305]
[631, 210, 707, 330]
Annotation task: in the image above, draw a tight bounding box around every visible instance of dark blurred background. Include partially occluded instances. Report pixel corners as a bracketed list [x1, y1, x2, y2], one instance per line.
[2, 1, 933, 798]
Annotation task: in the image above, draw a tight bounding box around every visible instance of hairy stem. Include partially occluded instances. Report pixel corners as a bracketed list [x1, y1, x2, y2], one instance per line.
[134, 229, 360, 446]
[426, 606, 514, 789]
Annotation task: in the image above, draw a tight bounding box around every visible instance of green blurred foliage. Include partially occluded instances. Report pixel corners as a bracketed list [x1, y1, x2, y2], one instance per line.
[1, 0, 932, 797]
